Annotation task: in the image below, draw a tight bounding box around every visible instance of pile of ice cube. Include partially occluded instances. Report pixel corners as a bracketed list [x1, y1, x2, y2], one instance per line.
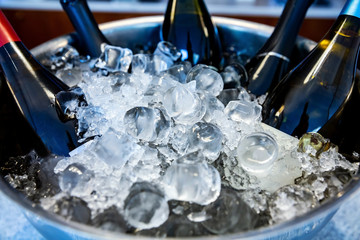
[4, 42, 359, 236]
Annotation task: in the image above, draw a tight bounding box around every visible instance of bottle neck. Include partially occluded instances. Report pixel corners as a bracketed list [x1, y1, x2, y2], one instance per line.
[167, 0, 207, 15]
[258, 0, 314, 57]
[318, 1, 360, 48]
[61, 0, 109, 57]
[0, 41, 70, 94]
[341, 0, 360, 18]
[325, 14, 360, 43]
[0, 11, 20, 47]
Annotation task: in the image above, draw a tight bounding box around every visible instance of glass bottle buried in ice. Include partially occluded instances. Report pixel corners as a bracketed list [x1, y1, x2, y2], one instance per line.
[262, 0, 360, 138]
[60, 0, 110, 57]
[318, 70, 360, 162]
[161, 0, 222, 68]
[244, 0, 315, 97]
[0, 11, 79, 156]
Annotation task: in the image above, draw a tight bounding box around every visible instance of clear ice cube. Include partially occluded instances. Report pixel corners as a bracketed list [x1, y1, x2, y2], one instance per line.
[167, 124, 191, 155]
[200, 93, 225, 122]
[55, 67, 83, 87]
[162, 152, 221, 205]
[124, 107, 170, 142]
[240, 188, 271, 214]
[236, 132, 279, 175]
[163, 84, 206, 125]
[76, 105, 108, 139]
[55, 87, 87, 121]
[131, 53, 151, 75]
[188, 122, 223, 162]
[58, 163, 94, 196]
[94, 43, 133, 74]
[238, 86, 253, 102]
[186, 65, 224, 96]
[93, 128, 140, 168]
[161, 61, 192, 84]
[154, 41, 181, 63]
[186, 64, 214, 83]
[268, 185, 318, 224]
[201, 187, 258, 234]
[49, 45, 80, 71]
[124, 182, 169, 229]
[131, 42, 181, 76]
[224, 100, 262, 125]
[220, 62, 248, 89]
[217, 89, 240, 106]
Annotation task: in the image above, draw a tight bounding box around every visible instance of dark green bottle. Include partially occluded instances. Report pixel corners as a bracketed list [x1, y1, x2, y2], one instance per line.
[60, 0, 110, 57]
[161, 0, 222, 68]
[318, 71, 360, 162]
[0, 11, 79, 157]
[262, 0, 360, 138]
[245, 0, 315, 96]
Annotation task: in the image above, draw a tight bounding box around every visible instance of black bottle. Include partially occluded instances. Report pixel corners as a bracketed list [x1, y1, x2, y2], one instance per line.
[60, 0, 110, 57]
[262, 0, 360, 139]
[318, 70, 360, 162]
[162, 0, 222, 68]
[245, 0, 315, 96]
[0, 11, 79, 156]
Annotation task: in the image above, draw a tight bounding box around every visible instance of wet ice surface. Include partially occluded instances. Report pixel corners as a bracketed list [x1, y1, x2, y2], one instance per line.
[3, 42, 359, 236]
[236, 132, 278, 175]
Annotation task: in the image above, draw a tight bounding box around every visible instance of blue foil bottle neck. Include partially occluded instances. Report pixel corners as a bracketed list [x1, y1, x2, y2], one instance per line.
[341, 0, 360, 18]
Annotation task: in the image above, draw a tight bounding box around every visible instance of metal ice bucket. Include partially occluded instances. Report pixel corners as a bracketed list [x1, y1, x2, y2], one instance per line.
[1, 16, 360, 240]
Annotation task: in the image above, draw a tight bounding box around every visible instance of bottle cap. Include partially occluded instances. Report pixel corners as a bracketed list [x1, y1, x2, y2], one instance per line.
[0, 11, 21, 47]
[340, 0, 360, 18]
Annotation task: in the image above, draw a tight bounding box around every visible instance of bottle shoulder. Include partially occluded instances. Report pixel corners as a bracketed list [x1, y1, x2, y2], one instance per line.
[1, 41, 69, 90]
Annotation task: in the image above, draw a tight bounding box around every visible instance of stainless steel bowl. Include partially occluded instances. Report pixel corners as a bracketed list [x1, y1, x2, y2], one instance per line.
[1, 16, 359, 240]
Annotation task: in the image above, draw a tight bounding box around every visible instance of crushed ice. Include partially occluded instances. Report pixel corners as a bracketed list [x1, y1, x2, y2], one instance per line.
[3, 42, 359, 235]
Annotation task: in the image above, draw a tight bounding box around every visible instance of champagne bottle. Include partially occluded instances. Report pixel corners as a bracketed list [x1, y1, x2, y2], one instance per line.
[262, 0, 360, 138]
[60, 0, 110, 57]
[318, 70, 360, 162]
[161, 0, 222, 67]
[0, 11, 79, 156]
[245, 0, 315, 96]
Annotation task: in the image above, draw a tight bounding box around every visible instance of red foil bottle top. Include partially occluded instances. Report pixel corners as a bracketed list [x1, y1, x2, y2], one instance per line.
[0, 11, 21, 47]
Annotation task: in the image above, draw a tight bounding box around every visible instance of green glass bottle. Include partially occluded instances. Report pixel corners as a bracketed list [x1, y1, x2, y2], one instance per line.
[262, 0, 360, 138]
[0, 11, 79, 156]
[60, 0, 110, 57]
[318, 70, 360, 162]
[162, 0, 222, 68]
[245, 0, 314, 96]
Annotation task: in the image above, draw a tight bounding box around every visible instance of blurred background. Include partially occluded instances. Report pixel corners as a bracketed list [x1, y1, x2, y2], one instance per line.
[0, 0, 346, 49]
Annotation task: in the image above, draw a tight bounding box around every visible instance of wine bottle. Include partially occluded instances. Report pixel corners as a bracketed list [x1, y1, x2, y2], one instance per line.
[318, 70, 360, 162]
[262, 0, 360, 138]
[60, 0, 110, 57]
[0, 11, 79, 156]
[244, 0, 315, 96]
[161, 0, 222, 68]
